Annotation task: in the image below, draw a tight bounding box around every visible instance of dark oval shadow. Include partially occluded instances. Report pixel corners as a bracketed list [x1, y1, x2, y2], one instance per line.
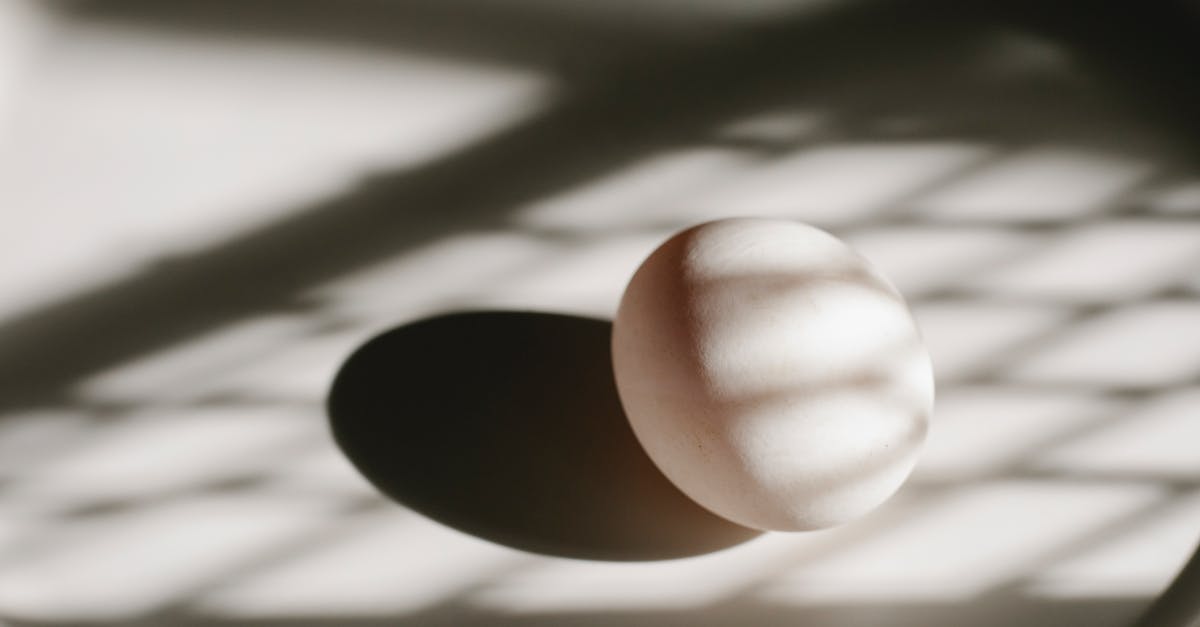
[328, 310, 761, 560]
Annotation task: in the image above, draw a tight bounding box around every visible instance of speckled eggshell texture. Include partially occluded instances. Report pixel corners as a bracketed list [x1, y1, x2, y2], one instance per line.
[611, 218, 934, 532]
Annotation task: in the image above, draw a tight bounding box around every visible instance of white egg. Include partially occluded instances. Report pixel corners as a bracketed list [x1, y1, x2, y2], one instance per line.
[612, 218, 933, 531]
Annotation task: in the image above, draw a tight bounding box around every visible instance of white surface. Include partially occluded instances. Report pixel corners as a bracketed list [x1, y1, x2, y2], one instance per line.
[0, 3, 1198, 626]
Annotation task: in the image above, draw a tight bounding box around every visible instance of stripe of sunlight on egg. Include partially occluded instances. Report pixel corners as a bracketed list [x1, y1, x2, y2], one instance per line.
[971, 221, 1200, 303]
[75, 314, 324, 405]
[1029, 388, 1200, 482]
[196, 508, 526, 619]
[912, 146, 1154, 222]
[679, 141, 992, 228]
[303, 231, 556, 325]
[911, 386, 1122, 484]
[0, 493, 344, 622]
[757, 480, 1165, 603]
[692, 282, 925, 399]
[468, 532, 800, 613]
[1004, 300, 1200, 390]
[841, 225, 1038, 297]
[910, 300, 1074, 384]
[1028, 489, 1200, 599]
[0, 17, 552, 326]
[0, 405, 319, 512]
[468, 229, 676, 318]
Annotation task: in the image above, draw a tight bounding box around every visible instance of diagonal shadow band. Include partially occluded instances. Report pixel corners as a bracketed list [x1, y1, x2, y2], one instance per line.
[327, 310, 760, 561]
[0, 0, 921, 413]
[3, 1, 1198, 416]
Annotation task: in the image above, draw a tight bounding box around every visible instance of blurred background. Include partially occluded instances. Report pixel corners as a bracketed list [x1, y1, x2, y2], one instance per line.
[2, 0, 1200, 625]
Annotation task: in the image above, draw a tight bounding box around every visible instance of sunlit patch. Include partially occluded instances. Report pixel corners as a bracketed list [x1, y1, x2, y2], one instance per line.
[1141, 179, 1200, 215]
[252, 444, 381, 500]
[76, 315, 319, 404]
[0, 501, 47, 565]
[1006, 301, 1200, 388]
[306, 231, 554, 324]
[845, 226, 1037, 296]
[470, 231, 671, 317]
[0, 408, 96, 477]
[689, 142, 991, 226]
[197, 510, 522, 617]
[1031, 388, 1200, 479]
[912, 301, 1072, 382]
[1028, 489, 1200, 598]
[975, 221, 1200, 302]
[0, 495, 340, 621]
[3, 407, 318, 507]
[700, 282, 920, 397]
[0, 0, 45, 139]
[515, 148, 755, 230]
[914, 386, 1119, 482]
[759, 481, 1163, 602]
[914, 147, 1153, 222]
[0, 23, 551, 326]
[193, 326, 378, 405]
[727, 387, 928, 525]
[683, 218, 858, 278]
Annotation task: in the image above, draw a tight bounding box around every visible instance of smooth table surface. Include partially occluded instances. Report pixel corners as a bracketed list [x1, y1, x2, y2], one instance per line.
[1, 1, 1199, 625]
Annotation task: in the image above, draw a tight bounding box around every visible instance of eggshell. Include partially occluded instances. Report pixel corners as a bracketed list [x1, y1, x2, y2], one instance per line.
[612, 218, 933, 531]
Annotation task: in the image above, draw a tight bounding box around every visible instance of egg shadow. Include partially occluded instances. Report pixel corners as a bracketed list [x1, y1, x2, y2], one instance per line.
[328, 310, 761, 560]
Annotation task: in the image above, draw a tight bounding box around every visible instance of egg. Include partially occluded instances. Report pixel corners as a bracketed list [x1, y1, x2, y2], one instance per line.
[611, 218, 933, 531]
